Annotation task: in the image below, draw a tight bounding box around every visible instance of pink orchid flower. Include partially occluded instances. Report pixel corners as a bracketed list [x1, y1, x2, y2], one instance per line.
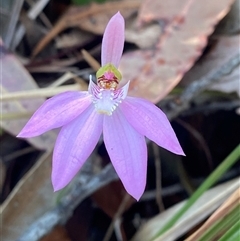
[18, 12, 184, 200]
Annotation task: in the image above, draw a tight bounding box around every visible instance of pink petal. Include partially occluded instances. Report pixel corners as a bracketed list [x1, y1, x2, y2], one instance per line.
[113, 80, 130, 100]
[121, 97, 185, 155]
[52, 106, 103, 191]
[88, 77, 101, 96]
[17, 91, 91, 137]
[103, 109, 147, 200]
[101, 12, 125, 67]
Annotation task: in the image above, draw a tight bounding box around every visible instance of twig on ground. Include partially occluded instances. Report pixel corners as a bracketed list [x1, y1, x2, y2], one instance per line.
[4, 0, 24, 48]
[181, 100, 240, 116]
[26, 0, 52, 28]
[26, 46, 101, 73]
[48, 72, 78, 87]
[166, 53, 240, 120]
[81, 49, 101, 71]
[3, 147, 36, 162]
[32, 0, 141, 56]
[114, 218, 126, 241]
[181, 54, 240, 102]
[11, 0, 51, 49]
[152, 143, 165, 212]
[103, 193, 131, 241]
[17, 163, 118, 241]
[1, 84, 81, 101]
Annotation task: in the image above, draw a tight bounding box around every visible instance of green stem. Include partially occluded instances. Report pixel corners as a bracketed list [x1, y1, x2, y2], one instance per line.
[199, 204, 239, 241]
[152, 144, 240, 240]
[218, 217, 240, 241]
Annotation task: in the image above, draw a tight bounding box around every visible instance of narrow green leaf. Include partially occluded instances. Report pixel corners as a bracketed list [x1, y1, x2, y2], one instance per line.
[218, 217, 240, 241]
[152, 144, 240, 240]
[199, 204, 239, 241]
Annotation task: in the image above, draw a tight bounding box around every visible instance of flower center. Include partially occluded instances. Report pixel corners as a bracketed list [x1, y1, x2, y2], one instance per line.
[96, 63, 122, 90]
[97, 71, 119, 90]
[89, 78, 129, 116]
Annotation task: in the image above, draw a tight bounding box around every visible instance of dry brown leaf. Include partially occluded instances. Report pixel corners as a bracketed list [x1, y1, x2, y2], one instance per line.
[182, 35, 240, 96]
[125, 22, 161, 49]
[1, 45, 57, 150]
[1, 152, 57, 241]
[119, 0, 235, 103]
[32, 0, 141, 57]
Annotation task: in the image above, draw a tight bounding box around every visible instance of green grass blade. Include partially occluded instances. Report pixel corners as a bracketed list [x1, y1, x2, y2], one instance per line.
[199, 205, 239, 241]
[152, 144, 240, 240]
[218, 217, 240, 241]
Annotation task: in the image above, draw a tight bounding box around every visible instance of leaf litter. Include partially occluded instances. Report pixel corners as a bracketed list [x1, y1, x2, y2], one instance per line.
[1, 0, 240, 240]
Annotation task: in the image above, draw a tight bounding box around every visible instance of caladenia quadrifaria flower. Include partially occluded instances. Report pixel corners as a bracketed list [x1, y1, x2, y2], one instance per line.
[18, 12, 185, 200]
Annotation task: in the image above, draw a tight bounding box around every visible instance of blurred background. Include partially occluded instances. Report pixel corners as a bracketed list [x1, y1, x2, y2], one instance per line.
[1, 0, 240, 240]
